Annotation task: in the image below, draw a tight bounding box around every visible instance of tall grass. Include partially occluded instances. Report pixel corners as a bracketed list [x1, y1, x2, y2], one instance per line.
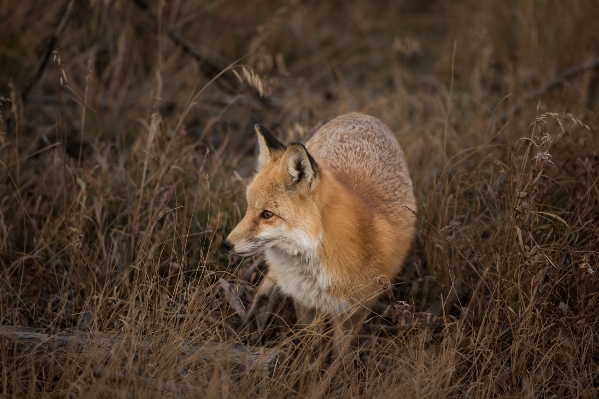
[1, 0, 598, 397]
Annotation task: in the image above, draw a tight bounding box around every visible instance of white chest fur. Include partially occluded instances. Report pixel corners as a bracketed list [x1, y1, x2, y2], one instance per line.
[265, 246, 344, 313]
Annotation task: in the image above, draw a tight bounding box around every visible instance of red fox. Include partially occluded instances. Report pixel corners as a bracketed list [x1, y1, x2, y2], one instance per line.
[223, 112, 416, 351]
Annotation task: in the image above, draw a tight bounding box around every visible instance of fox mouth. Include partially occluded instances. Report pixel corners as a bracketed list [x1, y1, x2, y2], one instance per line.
[231, 248, 258, 257]
[230, 238, 272, 257]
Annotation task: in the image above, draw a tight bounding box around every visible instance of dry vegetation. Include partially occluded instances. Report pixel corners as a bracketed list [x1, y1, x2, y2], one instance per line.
[1, 0, 599, 397]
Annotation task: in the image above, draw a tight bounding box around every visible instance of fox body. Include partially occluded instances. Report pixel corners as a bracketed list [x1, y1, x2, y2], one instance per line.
[224, 112, 416, 343]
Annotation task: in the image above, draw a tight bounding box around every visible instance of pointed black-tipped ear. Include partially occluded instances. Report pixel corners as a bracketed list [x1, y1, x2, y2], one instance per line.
[255, 124, 286, 170]
[281, 143, 319, 192]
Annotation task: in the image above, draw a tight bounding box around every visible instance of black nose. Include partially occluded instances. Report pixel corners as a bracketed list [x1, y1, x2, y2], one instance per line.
[222, 240, 232, 251]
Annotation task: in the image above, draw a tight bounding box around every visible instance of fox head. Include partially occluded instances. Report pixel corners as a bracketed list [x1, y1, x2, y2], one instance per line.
[223, 125, 322, 257]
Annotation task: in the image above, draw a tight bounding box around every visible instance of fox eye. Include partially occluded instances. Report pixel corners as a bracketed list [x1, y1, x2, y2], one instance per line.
[261, 210, 274, 219]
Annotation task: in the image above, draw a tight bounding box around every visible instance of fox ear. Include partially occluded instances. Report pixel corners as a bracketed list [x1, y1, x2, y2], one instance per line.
[281, 143, 319, 192]
[255, 124, 286, 170]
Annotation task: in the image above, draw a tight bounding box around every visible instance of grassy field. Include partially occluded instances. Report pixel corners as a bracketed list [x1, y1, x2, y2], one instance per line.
[1, 0, 599, 397]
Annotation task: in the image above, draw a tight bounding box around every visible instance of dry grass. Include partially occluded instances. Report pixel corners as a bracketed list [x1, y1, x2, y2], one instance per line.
[1, 0, 599, 397]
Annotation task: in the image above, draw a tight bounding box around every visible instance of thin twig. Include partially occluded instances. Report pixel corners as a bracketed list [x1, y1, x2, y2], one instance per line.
[443, 40, 457, 164]
[425, 286, 471, 317]
[360, 354, 389, 373]
[499, 56, 599, 123]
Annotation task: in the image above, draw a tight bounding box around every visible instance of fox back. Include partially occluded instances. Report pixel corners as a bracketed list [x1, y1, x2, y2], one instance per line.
[225, 112, 416, 318]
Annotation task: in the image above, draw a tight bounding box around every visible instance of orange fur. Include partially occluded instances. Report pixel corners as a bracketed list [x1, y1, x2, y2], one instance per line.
[225, 113, 417, 350]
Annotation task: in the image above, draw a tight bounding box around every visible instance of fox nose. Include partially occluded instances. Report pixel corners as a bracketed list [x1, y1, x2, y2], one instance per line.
[222, 239, 233, 251]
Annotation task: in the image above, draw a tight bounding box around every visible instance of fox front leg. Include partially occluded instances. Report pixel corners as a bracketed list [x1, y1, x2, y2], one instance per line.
[294, 302, 317, 328]
[237, 269, 276, 332]
[330, 306, 367, 356]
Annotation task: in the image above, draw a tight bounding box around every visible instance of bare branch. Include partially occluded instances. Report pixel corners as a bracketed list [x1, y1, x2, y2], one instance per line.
[0, 326, 285, 376]
[21, 0, 76, 101]
[131, 0, 272, 108]
[499, 57, 599, 123]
